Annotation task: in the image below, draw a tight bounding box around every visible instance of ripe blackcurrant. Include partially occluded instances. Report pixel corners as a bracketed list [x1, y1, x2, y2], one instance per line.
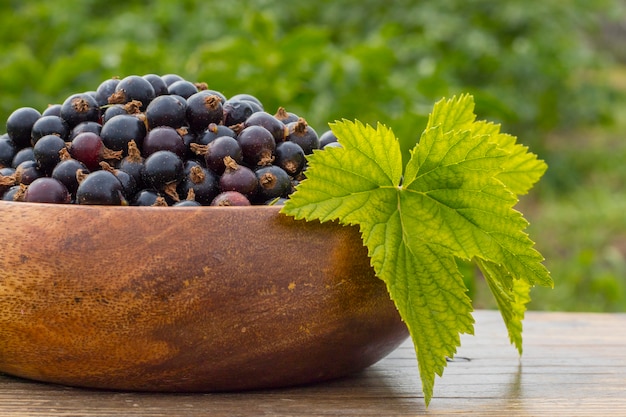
[237, 125, 276, 167]
[286, 118, 319, 154]
[24, 177, 70, 204]
[6, 107, 41, 149]
[60, 93, 100, 129]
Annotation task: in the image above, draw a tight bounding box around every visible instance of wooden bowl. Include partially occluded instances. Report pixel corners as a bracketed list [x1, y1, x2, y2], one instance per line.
[0, 201, 408, 392]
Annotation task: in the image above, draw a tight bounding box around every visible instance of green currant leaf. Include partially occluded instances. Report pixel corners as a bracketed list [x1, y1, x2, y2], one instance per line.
[281, 94, 551, 406]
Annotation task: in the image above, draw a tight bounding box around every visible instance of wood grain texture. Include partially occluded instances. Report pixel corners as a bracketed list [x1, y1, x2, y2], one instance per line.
[0, 310, 624, 416]
[0, 202, 407, 392]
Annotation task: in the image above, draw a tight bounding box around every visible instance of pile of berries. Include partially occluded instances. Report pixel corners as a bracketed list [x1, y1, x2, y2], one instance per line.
[0, 74, 339, 206]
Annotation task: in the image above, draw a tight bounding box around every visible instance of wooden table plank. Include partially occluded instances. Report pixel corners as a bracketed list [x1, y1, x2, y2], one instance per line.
[0, 310, 624, 416]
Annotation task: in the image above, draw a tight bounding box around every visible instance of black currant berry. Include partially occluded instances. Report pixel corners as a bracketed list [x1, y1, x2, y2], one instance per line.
[197, 123, 237, 146]
[143, 126, 186, 158]
[100, 114, 147, 153]
[42, 104, 62, 117]
[6, 107, 41, 149]
[219, 156, 258, 197]
[161, 73, 185, 87]
[167, 80, 198, 99]
[76, 170, 126, 205]
[60, 93, 100, 129]
[33, 134, 67, 174]
[118, 140, 145, 189]
[51, 156, 88, 197]
[177, 165, 219, 205]
[70, 132, 121, 171]
[237, 125, 276, 167]
[243, 111, 288, 143]
[132, 188, 164, 206]
[109, 75, 156, 110]
[210, 191, 251, 206]
[0, 136, 16, 168]
[142, 150, 185, 199]
[319, 129, 338, 148]
[229, 93, 264, 110]
[274, 141, 306, 177]
[69, 121, 102, 140]
[95, 77, 120, 107]
[286, 118, 319, 154]
[204, 136, 243, 175]
[14, 160, 44, 185]
[11, 147, 35, 169]
[145, 94, 187, 129]
[24, 177, 70, 204]
[223, 99, 258, 126]
[31, 115, 69, 145]
[186, 92, 224, 133]
[142, 73, 169, 96]
[254, 165, 292, 202]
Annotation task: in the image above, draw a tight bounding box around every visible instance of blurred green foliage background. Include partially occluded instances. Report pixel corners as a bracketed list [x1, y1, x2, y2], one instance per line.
[1, 0, 625, 311]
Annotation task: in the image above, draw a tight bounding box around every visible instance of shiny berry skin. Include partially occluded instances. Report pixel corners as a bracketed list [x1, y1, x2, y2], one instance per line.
[142, 74, 169, 96]
[210, 190, 251, 206]
[319, 129, 339, 147]
[167, 80, 198, 99]
[14, 160, 44, 185]
[197, 123, 236, 146]
[161, 73, 185, 86]
[186, 92, 224, 133]
[204, 136, 243, 175]
[110, 75, 156, 110]
[76, 170, 126, 205]
[60, 93, 101, 129]
[142, 150, 185, 191]
[145, 94, 187, 129]
[6, 107, 41, 149]
[223, 99, 258, 126]
[274, 141, 306, 177]
[142, 126, 186, 158]
[69, 132, 106, 171]
[243, 111, 288, 143]
[229, 93, 263, 110]
[100, 114, 147, 153]
[24, 177, 70, 204]
[219, 157, 258, 197]
[94, 78, 120, 107]
[177, 165, 219, 205]
[11, 147, 35, 169]
[70, 121, 102, 141]
[131, 189, 162, 206]
[33, 134, 67, 174]
[254, 165, 292, 202]
[51, 157, 88, 196]
[42, 104, 62, 117]
[30, 115, 69, 145]
[274, 107, 299, 124]
[286, 118, 319, 154]
[0, 136, 16, 168]
[237, 125, 276, 167]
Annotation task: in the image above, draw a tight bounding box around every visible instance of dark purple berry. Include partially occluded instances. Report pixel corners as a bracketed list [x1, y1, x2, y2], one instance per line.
[14, 160, 44, 185]
[11, 147, 35, 169]
[110, 75, 156, 110]
[177, 164, 219, 205]
[143, 126, 186, 158]
[60, 93, 100, 128]
[42, 104, 62, 117]
[70, 121, 102, 140]
[161, 74, 185, 87]
[186, 92, 223, 133]
[76, 170, 126, 205]
[319, 129, 339, 147]
[275, 141, 306, 177]
[33, 134, 67, 174]
[6, 107, 41, 149]
[274, 107, 299, 124]
[229, 93, 263, 110]
[243, 111, 288, 143]
[197, 123, 236, 146]
[286, 118, 319, 154]
[142, 74, 169, 96]
[142, 150, 184, 193]
[24, 177, 70, 204]
[210, 191, 251, 206]
[204, 136, 243, 175]
[31, 115, 69, 145]
[254, 165, 292, 201]
[237, 125, 276, 167]
[95, 78, 120, 107]
[167, 80, 198, 99]
[145, 94, 187, 129]
[100, 114, 147, 153]
[223, 99, 258, 126]
[0, 136, 16, 168]
[219, 157, 258, 197]
[51, 157, 88, 196]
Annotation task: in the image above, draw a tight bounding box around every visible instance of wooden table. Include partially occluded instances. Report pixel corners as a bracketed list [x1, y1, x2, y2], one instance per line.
[1, 310, 624, 416]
